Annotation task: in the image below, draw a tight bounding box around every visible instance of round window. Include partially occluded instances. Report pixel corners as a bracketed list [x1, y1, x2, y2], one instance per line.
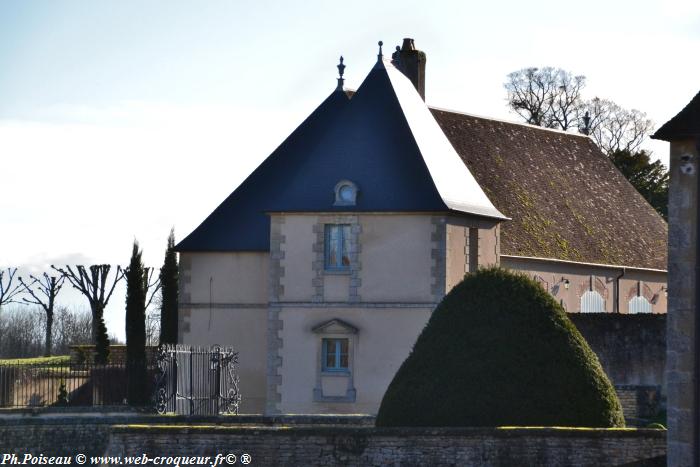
[339, 184, 354, 202]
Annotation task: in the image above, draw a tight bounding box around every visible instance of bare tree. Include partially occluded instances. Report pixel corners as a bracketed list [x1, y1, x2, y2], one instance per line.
[505, 67, 586, 130]
[0, 268, 23, 309]
[19, 273, 65, 356]
[53, 307, 92, 352]
[51, 265, 124, 359]
[582, 97, 654, 155]
[143, 267, 162, 311]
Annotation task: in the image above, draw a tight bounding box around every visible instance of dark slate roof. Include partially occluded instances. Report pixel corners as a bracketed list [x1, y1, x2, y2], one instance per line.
[177, 59, 502, 252]
[431, 109, 668, 269]
[651, 90, 700, 141]
[262, 60, 502, 217]
[176, 89, 350, 251]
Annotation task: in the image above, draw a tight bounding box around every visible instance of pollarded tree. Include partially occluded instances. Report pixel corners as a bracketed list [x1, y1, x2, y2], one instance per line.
[19, 273, 66, 356]
[159, 229, 178, 345]
[52, 264, 125, 363]
[0, 268, 22, 310]
[376, 267, 624, 427]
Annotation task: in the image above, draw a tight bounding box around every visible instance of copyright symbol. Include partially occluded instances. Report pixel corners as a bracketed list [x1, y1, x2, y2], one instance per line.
[225, 453, 237, 464]
[75, 454, 86, 464]
[240, 453, 252, 465]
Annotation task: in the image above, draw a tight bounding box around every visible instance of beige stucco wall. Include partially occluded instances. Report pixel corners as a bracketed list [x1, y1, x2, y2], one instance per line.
[502, 256, 667, 314]
[359, 215, 434, 302]
[445, 217, 500, 292]
[179, 251, 269, 414]
[273, 213, 437, 303]
[184, 252, 268, 304]
[279, 216, 315, 301]
[276, 306, 433, 414]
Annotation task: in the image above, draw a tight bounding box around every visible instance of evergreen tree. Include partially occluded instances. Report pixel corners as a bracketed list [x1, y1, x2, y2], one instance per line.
[94, 314, 110, 364]
[125, 241, 147, 405]
[159, 229, 179, 345]
[609, 149, 669, 220]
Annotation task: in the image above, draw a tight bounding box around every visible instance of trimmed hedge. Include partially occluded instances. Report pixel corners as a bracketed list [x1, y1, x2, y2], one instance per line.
[376, 267, 625, 427]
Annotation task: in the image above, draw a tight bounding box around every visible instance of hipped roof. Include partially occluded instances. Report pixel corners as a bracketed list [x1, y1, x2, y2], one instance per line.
[177, 58, 504, 252]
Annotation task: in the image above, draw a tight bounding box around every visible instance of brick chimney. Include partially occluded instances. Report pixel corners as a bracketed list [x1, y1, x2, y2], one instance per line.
[391, 38, 426, 101]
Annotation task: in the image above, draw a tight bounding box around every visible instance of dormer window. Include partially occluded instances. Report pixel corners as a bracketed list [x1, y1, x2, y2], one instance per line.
[333, 180, 358, 206]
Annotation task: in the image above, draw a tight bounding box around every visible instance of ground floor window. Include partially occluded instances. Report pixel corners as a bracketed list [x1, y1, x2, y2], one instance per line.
[322, 338, 349, 372]
[312, 319, 357, 403]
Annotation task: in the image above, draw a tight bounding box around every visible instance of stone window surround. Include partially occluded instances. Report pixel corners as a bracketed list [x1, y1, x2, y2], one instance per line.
[312, 215, 362, 303]
[333, 180, 359, 206]
[312, 319, 358, 403]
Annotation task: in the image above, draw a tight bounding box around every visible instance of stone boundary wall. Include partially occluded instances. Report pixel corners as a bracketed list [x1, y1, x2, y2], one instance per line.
[0, 413, 373, 458]
[569, 313, 666, 424]
[0, 413, 665, 466]
[106, 425, 666, 467]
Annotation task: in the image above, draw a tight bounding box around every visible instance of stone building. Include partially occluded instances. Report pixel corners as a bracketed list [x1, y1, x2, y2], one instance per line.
[651, 90, 700, 466]
[175, 39, 668, 415]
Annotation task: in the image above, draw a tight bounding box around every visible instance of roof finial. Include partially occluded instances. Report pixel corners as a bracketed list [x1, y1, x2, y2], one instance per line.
[336, 56, 345, 90]
[377, 41, 383, 61]
[581, 111, 591, 135]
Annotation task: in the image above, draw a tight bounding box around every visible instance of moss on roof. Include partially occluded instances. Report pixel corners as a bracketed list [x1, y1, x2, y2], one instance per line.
[432, 109, 668, 269]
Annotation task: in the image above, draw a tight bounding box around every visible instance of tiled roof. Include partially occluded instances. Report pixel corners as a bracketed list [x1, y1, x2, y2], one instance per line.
[431, 109, 668, 269]
[652, 90, 700, 141]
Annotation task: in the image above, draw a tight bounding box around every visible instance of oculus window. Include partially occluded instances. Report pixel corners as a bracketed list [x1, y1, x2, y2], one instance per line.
[333, 180, 358, 206]
[325, 224, 351, 271]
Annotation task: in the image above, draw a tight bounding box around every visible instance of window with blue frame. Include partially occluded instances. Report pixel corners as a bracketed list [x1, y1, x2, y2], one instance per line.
[324, 224, 351, 271]
[322, 338, 349, 372]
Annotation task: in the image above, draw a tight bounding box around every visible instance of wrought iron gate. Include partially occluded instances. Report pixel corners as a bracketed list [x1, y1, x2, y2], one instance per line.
[153, 344, 240, 415]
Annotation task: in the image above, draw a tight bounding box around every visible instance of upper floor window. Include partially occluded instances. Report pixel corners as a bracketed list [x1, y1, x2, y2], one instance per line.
[333, 180, 358, 206]
[325, 224, 350, 271]
[322, 338, 349, 372]
[580, 290, 605, 313]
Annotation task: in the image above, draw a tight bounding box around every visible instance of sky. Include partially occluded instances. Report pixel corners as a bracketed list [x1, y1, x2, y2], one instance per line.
[1, 0, 699, 341]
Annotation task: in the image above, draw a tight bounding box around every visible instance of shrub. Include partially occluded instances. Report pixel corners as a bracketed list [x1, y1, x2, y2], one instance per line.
[375, 267, 624, 427]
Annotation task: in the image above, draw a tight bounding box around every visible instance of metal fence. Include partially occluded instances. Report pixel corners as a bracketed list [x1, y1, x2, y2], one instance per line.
[0, 360, 150, 408]
[153, 344, 241, 415]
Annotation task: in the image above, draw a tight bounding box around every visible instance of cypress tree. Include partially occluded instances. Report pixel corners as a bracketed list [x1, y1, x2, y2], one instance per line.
[94, 313, 110, 364]
[159, 229, 179, 344]
[125, 240, 147, 405]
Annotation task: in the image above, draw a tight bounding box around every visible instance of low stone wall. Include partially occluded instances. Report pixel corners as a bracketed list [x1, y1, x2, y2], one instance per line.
[0, 413, 373, 457]
[0, 413, 666, 466]
[106, 424, 666, 467]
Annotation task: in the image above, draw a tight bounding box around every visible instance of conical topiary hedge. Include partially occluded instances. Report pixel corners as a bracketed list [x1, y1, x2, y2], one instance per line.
[375, 267, 624, 427]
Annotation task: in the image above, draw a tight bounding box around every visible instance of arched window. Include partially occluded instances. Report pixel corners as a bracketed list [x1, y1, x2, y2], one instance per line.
[580, 290, 605, 313]
[629, 295, 652, 314]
